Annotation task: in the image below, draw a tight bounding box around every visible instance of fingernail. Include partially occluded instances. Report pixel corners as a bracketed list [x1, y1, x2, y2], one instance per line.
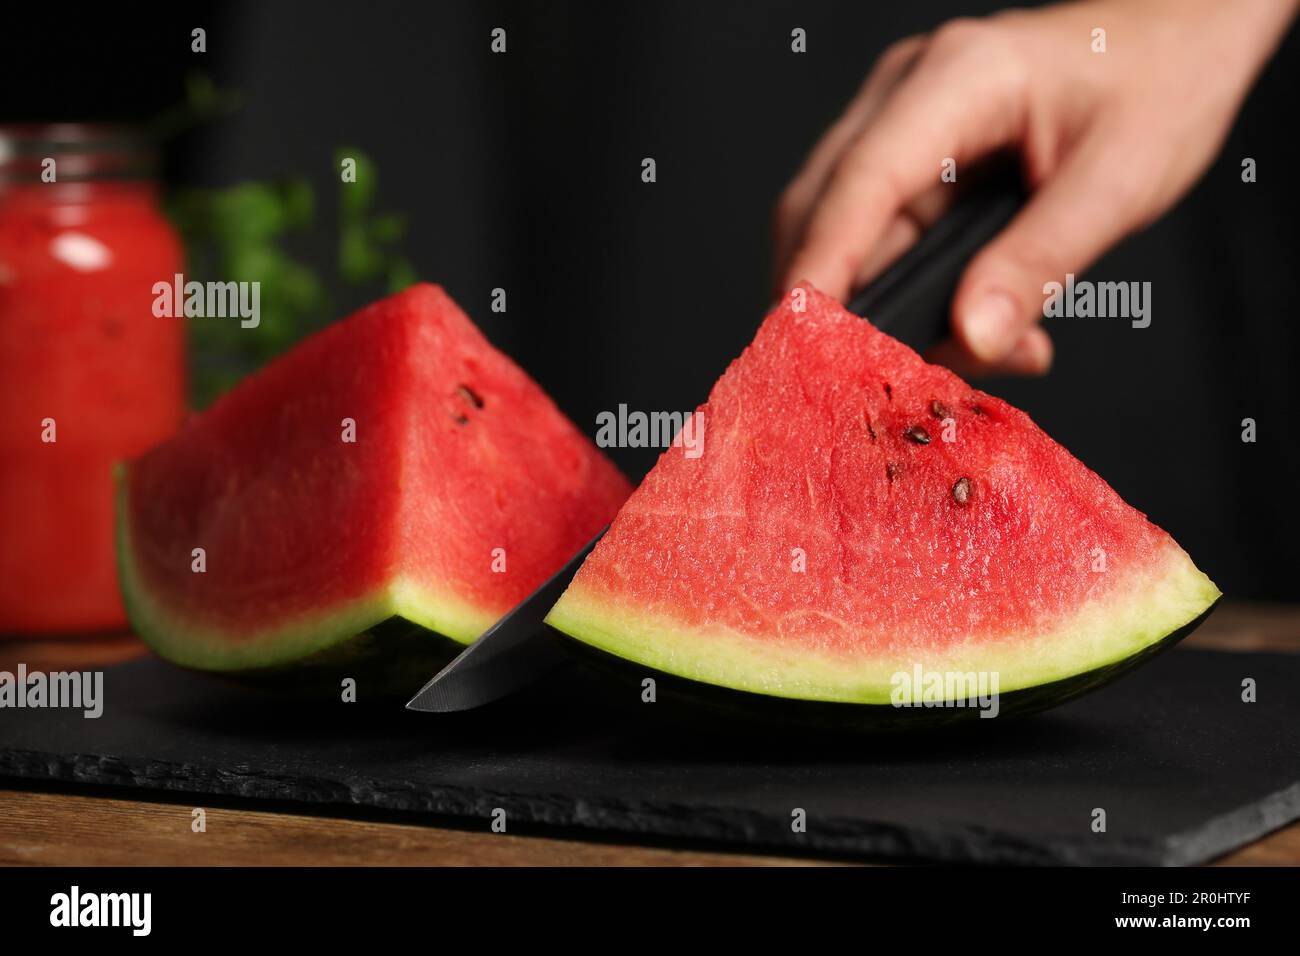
[1004, 327, 1054, 376]
[962, 293, 1021, 362]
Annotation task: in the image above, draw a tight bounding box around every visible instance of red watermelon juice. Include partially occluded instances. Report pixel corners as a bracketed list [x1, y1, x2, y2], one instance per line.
[0, 125, 185, 634]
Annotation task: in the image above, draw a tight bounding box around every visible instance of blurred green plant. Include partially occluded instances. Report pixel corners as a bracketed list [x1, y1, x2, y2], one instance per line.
[167, 179, 326, 402]
[156, 75, 418, 406]
[337, 148, 418, 294]
[150, 73, 244, 142]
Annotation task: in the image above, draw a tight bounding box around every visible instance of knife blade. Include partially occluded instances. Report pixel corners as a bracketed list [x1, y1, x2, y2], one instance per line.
[405, 528, 605, 712]
[407, 162, 1027, 714]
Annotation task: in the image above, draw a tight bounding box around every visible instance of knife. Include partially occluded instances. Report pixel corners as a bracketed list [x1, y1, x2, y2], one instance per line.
[406, 162, 1028, 714]
[406, 529, 603, 712]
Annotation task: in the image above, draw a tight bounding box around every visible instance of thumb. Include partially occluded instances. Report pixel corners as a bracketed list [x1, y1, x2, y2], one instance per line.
[953, 139, 1148, 363]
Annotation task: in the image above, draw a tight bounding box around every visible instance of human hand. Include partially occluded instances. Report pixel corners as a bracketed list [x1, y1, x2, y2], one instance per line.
[773, 0, 1298, 375]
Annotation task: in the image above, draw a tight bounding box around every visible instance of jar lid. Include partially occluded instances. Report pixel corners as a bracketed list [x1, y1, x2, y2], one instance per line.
[0, 124, 157, 183]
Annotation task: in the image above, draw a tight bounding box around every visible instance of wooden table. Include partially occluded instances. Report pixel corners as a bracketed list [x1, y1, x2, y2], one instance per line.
[2, 601, 1297, 866]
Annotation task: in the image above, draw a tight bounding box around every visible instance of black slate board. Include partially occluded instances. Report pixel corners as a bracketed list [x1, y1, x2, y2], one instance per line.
[2, 648, 1298, 865]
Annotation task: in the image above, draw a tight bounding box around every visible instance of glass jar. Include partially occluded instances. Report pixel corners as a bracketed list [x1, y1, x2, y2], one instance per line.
[0, 124, 185, 634]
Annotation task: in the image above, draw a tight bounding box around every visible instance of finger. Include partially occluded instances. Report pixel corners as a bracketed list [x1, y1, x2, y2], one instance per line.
[773, 37, 926, 287]
[782, 25, 1028, 300]
[953, 131, 1149, 363]
[926, 325, 1053, 378]
[791, 36, 928, 199]
[852, 182, 956, 290]
[852, 215, 923, 292]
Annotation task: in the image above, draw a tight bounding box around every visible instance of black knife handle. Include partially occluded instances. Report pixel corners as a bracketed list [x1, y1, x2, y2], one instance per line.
[845, 162, 1028, 353]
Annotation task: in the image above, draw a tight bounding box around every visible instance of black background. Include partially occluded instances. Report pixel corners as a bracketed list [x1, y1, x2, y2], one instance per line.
[5, 0, 1298, 599]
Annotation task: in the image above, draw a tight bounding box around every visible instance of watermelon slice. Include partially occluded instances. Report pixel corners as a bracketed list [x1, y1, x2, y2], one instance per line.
[546, 283, 1219, 720]
[117, 284, 631, 680]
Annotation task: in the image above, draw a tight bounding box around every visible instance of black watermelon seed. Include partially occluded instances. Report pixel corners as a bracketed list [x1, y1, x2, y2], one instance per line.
[953, 476, 971, 504]
[886, 461, 901, 483]
[904, 425, 931, 445]
[457, 384, 485, 409]
[452, 414, 470, 426]
[931, 400, 952, 420]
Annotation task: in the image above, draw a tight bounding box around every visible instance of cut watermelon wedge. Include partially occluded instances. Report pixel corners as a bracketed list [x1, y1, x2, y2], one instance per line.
[117, 284, 631, 681]
[546, 283, 1219, 720]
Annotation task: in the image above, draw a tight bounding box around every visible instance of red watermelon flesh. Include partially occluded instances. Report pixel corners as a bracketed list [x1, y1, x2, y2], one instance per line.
[118, 283, 631, 672]
[546, 283, 1219, 705]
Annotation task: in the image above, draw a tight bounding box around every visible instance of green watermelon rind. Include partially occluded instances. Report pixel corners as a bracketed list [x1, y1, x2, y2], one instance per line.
[545, 545, 1221, 707]
[114, 464, 494, 673]
[555, 600, 1218, 730]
